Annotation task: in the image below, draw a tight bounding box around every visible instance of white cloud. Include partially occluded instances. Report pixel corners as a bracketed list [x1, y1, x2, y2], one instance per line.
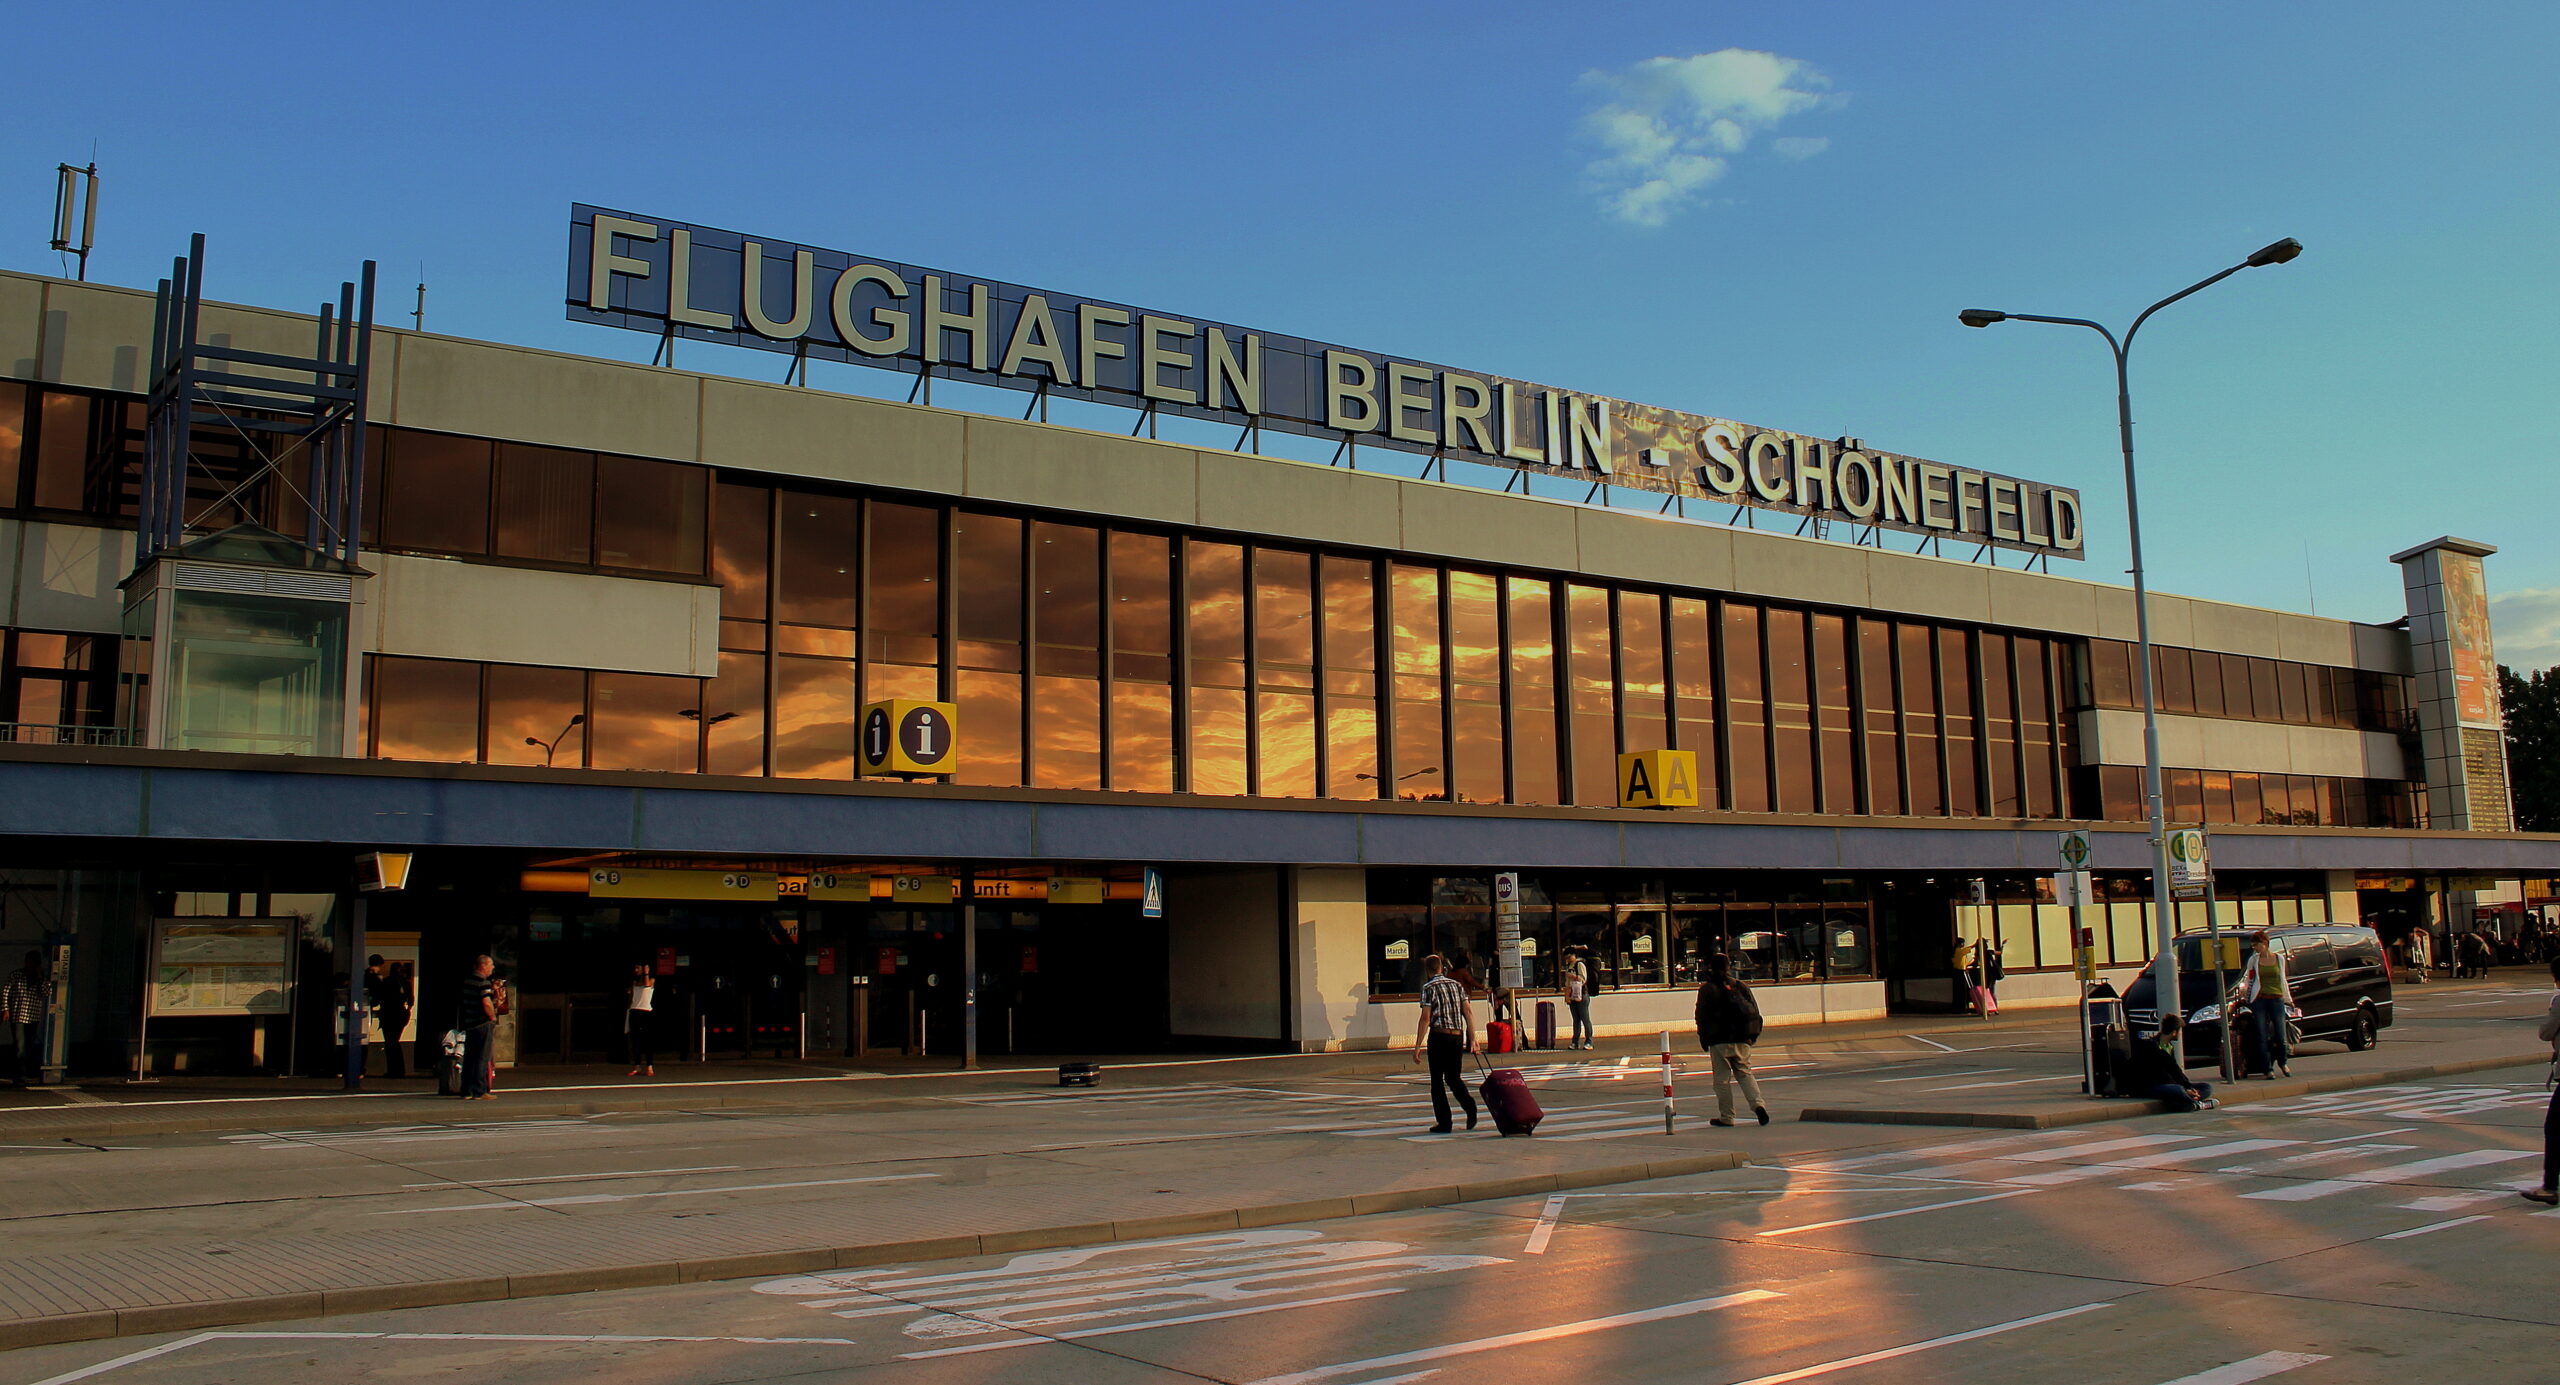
[1580, 49, 1835, 227]
[2490, 587, 2560, 673]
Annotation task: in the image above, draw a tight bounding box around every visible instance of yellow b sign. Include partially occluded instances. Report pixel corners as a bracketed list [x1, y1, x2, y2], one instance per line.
[859, 699, 959, 777]
[1617, 750, 1700, 809]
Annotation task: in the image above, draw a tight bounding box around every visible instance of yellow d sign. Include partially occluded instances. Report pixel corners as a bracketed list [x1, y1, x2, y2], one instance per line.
[1617, 749, 1700, 809]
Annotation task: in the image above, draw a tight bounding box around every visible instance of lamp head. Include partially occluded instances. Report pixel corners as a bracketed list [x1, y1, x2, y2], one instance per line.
[1957, 308, 2007, 328]
[2245, 237, 2303, 268]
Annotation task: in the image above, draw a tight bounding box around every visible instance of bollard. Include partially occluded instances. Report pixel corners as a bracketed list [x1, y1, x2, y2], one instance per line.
[1659, 1029, 1675, 1134]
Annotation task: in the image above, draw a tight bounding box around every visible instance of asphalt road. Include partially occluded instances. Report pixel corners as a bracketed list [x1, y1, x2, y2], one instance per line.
[5, 1043, 2552, 1383]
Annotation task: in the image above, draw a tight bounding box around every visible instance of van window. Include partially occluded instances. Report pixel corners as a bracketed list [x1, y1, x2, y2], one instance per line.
[2323, 929, 2380, 970]
[2282, 937, 2335, 976]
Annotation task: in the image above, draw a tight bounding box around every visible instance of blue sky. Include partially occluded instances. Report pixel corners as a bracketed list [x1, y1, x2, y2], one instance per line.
[9, 2, 2556, 665]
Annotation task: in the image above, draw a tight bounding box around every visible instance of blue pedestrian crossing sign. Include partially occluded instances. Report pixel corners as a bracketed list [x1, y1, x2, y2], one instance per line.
[1141, 867, 1164, 919]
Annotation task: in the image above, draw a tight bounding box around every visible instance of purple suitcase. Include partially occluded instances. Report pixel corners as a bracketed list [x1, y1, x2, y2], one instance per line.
[1533, 1000, 1558, 1050]
[1480, 1067, 1543, 1136]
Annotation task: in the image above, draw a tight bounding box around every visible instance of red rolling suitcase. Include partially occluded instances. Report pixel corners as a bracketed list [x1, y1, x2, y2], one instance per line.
[1486, 1019, 1517, 1054]
[1478, 1064, 1543, 1136]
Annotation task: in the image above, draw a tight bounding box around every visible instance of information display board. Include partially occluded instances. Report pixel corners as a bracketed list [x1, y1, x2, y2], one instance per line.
[150, 919, 294, 1016]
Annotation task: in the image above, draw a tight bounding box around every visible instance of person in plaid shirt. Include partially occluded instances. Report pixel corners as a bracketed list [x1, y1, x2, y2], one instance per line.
[4, 951, 48, 1087]
[1408, 953, 1478, 1133]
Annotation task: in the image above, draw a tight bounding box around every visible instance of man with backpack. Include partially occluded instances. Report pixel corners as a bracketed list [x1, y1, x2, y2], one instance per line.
[1693, 952, 1769, 1127]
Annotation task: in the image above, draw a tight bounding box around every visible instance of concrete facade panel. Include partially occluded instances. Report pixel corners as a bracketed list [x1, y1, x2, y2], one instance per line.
[2187, 601, 2281, 658]
[1196, 451, 1404, 550]
[1832, 826, 2031, 870]
[633, 790, 1037, 858]
[2272, 613, 2358, 667]
[2352, 623, 2412, 674]
[368, 554, 718, 676]
[1569, 508, 1737, 592]
[35, 281, 154, 391]
[1357, 814, 1622, 868]
[11, 521, 128, 634]
[1620, 820, 1838, 869]
[701, 379, 965, 497]
[1985, 566, 2101, 635]
[393, 336, 699, 460]
[1726, 530, 1876, 611]
[143, 771, 636, 848]
[963, 416, 1199, 526]
[1397, 485, 1582, 572]
[0, 275, 46, 382]
[1290, 865, 1377, 1049]
[1854, 553, 1989, 624]
[0, 762, 145, 836]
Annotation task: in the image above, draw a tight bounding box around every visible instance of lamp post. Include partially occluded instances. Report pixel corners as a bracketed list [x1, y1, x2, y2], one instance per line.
[1958, 237, 2301, 1042]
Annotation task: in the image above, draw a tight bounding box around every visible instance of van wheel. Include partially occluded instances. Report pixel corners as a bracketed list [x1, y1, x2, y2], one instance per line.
[2345, 1004, 2379, 1051]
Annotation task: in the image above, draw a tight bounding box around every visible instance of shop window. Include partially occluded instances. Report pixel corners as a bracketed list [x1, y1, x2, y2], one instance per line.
[1322, 555, 1379, 799]
[371, 655, 481, 762]
[1506, 576, 1559, 806]
[1437, 904, 1496, 994]
[382, 432, 491, 555]
[486, 663, 585, 767]
[1565, 585, 1614, 805]
[596, 454, 707, 576]
[1366, 904, 1430, 995]
[1447, 571, 1503, 804]
[493, 443, 593, 564]
[1388, 564, 1445, 800]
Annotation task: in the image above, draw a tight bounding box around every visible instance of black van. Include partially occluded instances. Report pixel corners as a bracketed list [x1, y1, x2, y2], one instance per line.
[2122, 924, 2394, 1061]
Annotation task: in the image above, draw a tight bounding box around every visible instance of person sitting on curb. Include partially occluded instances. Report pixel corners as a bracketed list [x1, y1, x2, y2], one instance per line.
[2120, 1014, 2217, 1112]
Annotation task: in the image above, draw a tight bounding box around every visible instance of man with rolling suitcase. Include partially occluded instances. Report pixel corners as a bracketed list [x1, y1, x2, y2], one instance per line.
[1409, 954, 1479, 1133]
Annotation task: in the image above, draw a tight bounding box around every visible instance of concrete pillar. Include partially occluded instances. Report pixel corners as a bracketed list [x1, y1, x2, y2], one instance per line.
[2323, 869, 2362, 926]
[1284, 867, 1375, 1051]
[2392, 537, 2513, 831]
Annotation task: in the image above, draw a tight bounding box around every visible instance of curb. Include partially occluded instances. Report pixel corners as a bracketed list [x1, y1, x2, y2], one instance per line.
[1798, 1050, 2550, 1129]
[0, 1150, 1745, 1351]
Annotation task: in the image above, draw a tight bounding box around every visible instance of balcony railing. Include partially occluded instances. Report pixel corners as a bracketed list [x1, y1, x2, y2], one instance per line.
[0, 723, 137, 747]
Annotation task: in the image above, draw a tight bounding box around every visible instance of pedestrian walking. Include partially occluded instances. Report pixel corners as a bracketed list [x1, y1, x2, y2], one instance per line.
[1693, 953, 1769, 1127]
[2122, 1014, 2218, 1112]
[365, 954, 411, 1080]
[2523, 959, 2560, 1207]
[1408, 954, 1479, 1133]
[455, 954, 499, 1100]
[1563, 947, 1595, 1050]
[625, 963, 659, 1077]
[2406, 926, 2431, 983]
[2241, 932, 2291, 1078]
[2, 951, 46, 1087]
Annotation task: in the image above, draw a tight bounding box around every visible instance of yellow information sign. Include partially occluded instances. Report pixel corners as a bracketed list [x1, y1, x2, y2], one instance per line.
[589, 868, 777, 901]
[1047, 876, 1105, 904]
[859, 699, 959, 777]
[801, 872, 876, 901]
[891, 875, 956, 904]
[1616, 750, 1700, 809]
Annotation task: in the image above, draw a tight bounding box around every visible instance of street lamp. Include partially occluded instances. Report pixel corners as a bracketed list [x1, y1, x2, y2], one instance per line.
[525, 713, 585, 767]
[1958, 236, 2302, 1051]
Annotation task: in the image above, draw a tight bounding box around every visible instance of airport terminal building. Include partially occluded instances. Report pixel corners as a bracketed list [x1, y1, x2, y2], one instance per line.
[1, 212, 2553, 1076]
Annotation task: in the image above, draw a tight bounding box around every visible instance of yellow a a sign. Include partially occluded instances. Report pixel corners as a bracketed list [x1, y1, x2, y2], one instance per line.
[1617, 749, 1700, 809]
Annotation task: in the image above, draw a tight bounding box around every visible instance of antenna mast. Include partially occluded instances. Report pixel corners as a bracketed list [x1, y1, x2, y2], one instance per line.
[50, 163, 100, 281]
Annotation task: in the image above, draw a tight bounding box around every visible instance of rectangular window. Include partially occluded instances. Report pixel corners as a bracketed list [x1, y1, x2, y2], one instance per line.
[1768, 607, 1814, 813]
[493, 444, 593, 564]
[33, 391, 91, 512]
[1186, 541, 1247, 795]
[0, 381, 24, 505]
[486, 663, 585, 768]
[2189, 648, 2226, 718]
[590, 672, 701, 773]
[1320, 555, 1377, 798]
[1112, 531, 1176, 793]
[713, 483, 772, 624]
[1617, 591, 1667, 754]
[1669, 597, 1720, 804]
[1858, 617, 1900, 814]
[2017, 636, 2056, 819]
[1982, 632, 2020, 817]
[1034, 521, 1103, 790]
[1898, 622, 1941, 816]
[2201, 768, 2234, 824]
[2154, 646, 2194, 716]
[1507, 576, 1558, 805]
[595, 455, 707, 576]
[2087, 640, 2132, 709]
[865, 501, 941, 672]
[2229, 771, 2263, 828]
[776, 492, 859, 631]
[1390, 564, 1447, 801]
[1447, 570, 1504, 805]
[1813, 613, 1855, 814]
[2249, 658, 2280, 721]
[370, 656, 480, 762]
[704, 650, 765, 777]
[1723, 602, 1768, 812]
[1252, 547, 1316, 798]
[773, 655, 854, 778]
[953, 510, 1025, 785]
[2099, 764, 2143, 822]
[1939, 627, 1978, 817]
[2279, 661, 2311, 724]
[1035, 675, 1103, 790]
[383, 432, 491, 555]
[1566, 585, 1614, 806]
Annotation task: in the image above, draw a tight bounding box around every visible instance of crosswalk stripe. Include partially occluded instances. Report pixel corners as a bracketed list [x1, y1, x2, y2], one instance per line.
[2149, 1351, 2329, 1385]
[1892, 1134, 2201, 1181]
[1794, 1130, 2081, 1172]
[2003, 1140, 2298, 1186]
[2241, 1148, 2535, 1202]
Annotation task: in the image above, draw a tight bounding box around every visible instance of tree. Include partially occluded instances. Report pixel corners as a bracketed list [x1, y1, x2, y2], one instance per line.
[2501, 664, 2560, 832]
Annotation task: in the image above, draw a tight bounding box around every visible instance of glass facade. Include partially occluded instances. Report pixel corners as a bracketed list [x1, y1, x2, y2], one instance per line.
[2079, 638, 2414, 734]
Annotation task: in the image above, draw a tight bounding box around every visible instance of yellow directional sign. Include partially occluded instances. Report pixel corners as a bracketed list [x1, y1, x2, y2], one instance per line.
[1617, 750, 1700, 809]
[859, 699, 959, 777]
[590, 868, 777, 901]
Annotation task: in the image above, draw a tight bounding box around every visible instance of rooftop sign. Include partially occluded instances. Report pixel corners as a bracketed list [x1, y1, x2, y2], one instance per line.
[567, 205, 2082, 560]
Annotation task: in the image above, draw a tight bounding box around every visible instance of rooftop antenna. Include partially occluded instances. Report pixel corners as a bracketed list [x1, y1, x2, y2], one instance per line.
[412, 269, 426, 331]
[2302, 538, 2318, 616]
[50, 162, 99, 281]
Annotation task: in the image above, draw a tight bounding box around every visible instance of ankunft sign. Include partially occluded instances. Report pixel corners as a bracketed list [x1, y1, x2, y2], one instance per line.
[567, 205, 2083, 560]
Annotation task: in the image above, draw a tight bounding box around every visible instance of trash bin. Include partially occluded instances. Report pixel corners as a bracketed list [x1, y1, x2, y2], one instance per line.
[2086, 994, 2130, 1097]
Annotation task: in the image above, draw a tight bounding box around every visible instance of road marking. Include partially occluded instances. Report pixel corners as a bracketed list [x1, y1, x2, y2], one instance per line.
[2221, 1143, 2414, 1174]
[24, 1330, 862, 1385]
[2242, 1149, 2536, 1202]
[2377, 1214, 2491, 1240]
[1523, 1194, 1570, 1254]
[1717, 1301, 2113, 1384]
[383, 1171, 938, 1212]
[1925, 1076, 2062, 1091]
[898, 1288, 1407, 1358]
[2004, 1139, 2300, 1185]
[2313, 1127, 2416, 1143]
[1240, 1290, 1783, 1385]
[1875, 1068, 2014, 1083]
[399, 1165, 741, 1189]
[1757, 1188, 2039, 1236]
[2149, 1351, 2330, 1385]
[1908, 1035, 1958, 1052]
[1793, 1129, 2082, 1172]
